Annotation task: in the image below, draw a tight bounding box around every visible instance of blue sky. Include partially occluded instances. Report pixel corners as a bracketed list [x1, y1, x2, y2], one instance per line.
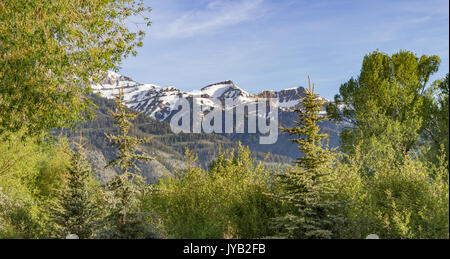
[120, 0, 449, 99]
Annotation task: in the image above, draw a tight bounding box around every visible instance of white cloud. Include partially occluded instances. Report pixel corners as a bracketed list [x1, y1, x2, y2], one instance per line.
[397, 0, 449, 16]
[151, 0, 265, 39]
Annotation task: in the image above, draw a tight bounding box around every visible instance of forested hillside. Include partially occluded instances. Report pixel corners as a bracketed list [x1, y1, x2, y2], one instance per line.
[56, 94, 299, 182]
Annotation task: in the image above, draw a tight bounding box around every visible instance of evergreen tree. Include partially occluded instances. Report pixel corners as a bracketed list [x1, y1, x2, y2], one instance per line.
[102, 87, 155, 239]
[271, 77, 343, 239]
[52, 139, 99, 239]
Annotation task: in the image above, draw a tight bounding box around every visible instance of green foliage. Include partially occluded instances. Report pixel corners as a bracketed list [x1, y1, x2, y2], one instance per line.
[0, 47, 447, 240]
[51, 141, 101, 239]
[325, 51, 448, 239]
[421, 74, 449, 166]
[0, 133, 70, 238]
[284, 77, 335, 169]
[0, 191, 44, 239]
[100, 87, 156, 239]
[327, 50, 441, 154]
[105, 88, 153, 173]
[336, 143, 449, 239]
[58, 94, 294, 182]
[271, 77, 344, 239]
[0, 0, 151, 136]
[99, 172, 157, 238]
[149, 144, 283, 239]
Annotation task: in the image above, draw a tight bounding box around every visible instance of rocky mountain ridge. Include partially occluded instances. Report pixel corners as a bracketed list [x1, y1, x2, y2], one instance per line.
[92, 71, 328, 122]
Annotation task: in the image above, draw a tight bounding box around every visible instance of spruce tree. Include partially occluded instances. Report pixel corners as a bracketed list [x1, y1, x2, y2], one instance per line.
[52, 139, 98, 239]
[271, 76, 343, 239]
[102, 87, 155, 239]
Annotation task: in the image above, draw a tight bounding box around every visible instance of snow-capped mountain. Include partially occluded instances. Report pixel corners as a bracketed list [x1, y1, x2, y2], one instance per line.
[92, 71, 328, 121]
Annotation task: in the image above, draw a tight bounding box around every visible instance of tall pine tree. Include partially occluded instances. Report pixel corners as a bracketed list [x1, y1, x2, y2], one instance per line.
[52, 138, 99, 239]
[271, 77, 343, 239]
[101, 87, 155, 239]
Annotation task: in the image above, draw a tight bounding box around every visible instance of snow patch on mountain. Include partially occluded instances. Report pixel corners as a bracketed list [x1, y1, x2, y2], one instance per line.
[92, 72, 329, 122]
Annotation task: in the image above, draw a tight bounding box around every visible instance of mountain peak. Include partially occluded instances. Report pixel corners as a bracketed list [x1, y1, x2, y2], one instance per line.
[93, 72, 327, 121]
[196, 80, 249, 98]
[98, 71, 136, 87]
[201, 80, 236, 90]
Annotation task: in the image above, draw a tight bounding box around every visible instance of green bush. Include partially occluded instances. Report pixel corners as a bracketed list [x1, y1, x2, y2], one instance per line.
[336, 143, 449, 239]
[147, 144, 283, 239]
[0, 133, 70, 238]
